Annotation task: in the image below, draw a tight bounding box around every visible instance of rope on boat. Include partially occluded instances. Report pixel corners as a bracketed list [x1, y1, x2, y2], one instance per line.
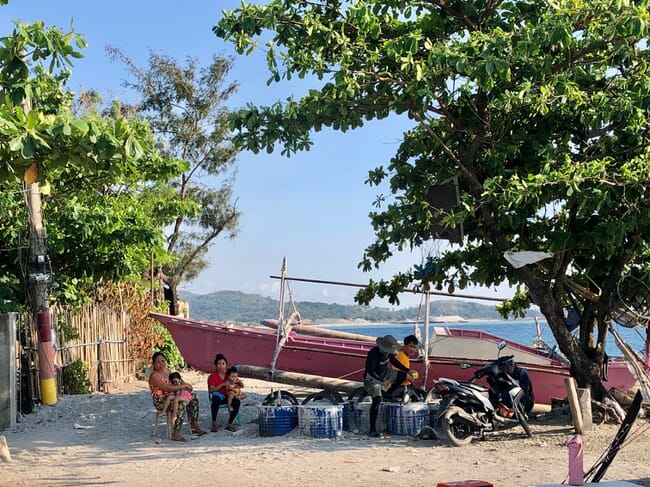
[269, 258, 302, 375]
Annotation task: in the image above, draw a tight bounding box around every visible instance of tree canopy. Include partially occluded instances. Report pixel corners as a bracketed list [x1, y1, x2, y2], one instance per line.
[215, 0, 650, 394]
[107, 49, 242, 315]
[0, 19, 184, 309]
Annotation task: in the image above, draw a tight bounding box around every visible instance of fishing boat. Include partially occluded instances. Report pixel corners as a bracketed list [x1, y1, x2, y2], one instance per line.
[149, 311, 639, 405]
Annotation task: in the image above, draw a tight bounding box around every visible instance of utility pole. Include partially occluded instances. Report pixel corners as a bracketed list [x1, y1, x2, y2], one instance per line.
[23, 97, 57, 405]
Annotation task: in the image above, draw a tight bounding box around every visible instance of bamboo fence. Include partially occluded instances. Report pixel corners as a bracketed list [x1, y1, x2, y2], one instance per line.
[24, 302, 138, 393]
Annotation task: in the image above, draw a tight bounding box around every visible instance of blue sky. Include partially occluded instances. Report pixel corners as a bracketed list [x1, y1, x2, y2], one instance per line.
[2, 0, 510, 309]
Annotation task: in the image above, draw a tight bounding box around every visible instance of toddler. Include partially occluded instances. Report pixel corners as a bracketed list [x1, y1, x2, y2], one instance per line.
[161, 371, 192, 424]
[225, 366, 246, 412]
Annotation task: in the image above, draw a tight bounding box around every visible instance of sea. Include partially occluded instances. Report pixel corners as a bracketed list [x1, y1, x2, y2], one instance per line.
[321, 319, 649, 358]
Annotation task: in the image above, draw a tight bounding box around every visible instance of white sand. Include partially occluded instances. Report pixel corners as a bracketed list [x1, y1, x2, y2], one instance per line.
[2, 370, 650, 487]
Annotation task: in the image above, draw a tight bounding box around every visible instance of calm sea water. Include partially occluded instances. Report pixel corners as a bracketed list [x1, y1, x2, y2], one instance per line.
[322, 319, 649, 358]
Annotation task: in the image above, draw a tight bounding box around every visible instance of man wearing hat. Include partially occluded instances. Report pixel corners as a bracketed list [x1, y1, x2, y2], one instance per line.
[364, 334, 412, 437]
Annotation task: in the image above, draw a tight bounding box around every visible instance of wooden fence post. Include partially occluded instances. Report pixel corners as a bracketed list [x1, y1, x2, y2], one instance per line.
[565, 377, 584, 434]
[578, 387, 593, 431]
[96, 340, 103, 393]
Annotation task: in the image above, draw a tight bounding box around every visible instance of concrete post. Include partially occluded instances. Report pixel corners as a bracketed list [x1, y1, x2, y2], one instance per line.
[0, 313, 17, 430]
[577, 387, 593, 431]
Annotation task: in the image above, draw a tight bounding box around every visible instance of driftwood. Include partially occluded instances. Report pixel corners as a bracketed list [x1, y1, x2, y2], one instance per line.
[592, 401, 623, 425]
[609, 387, 636, 409]
[551, 397, 625, 425]
[237, 365, 362, 393]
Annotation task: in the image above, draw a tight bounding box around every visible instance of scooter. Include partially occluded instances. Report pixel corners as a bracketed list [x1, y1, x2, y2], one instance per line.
[430, 341, 533, 446]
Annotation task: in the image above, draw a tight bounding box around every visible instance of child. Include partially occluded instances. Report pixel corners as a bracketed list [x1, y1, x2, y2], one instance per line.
[386, 334, 420, 398]
[161, 371, 192, 424]
[225, 366, 246, 412]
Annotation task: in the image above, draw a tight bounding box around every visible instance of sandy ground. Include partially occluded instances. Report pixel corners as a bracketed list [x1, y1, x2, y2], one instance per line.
[2, 370, 650, 487]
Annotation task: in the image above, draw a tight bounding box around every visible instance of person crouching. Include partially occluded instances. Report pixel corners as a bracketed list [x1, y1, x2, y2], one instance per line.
[363, 335, 411, 437]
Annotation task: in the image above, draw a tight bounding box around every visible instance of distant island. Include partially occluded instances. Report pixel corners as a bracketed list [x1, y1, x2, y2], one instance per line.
[179, 290, 541, 325]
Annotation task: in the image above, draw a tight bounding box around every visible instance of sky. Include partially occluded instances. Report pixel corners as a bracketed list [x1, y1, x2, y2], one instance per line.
[2, 0, 511, 309]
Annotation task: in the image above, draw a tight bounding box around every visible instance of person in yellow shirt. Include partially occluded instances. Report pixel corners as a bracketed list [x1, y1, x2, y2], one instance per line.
[386, 334, 419, 398]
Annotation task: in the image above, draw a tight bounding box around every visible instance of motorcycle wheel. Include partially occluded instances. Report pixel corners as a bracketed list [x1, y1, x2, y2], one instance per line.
[514, 403, 533, 438]
[442, 406, 475, 446]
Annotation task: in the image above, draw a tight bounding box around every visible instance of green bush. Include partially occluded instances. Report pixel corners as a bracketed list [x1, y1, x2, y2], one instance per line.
[153, 324, 185, 370]
[62, 359, 92, 394]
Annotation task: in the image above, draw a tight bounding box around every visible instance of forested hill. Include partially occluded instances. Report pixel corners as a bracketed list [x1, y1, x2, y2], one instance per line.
[178, 290, 539, 324]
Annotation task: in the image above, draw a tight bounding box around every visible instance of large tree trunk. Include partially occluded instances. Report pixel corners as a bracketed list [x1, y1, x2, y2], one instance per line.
[536, 292, 609, 400]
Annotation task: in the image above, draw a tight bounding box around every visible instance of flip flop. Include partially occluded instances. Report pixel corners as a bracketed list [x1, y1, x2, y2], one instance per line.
[192, 429, 207, 436]
[171, 436, 188, 442]
[224, 425, 237, 432]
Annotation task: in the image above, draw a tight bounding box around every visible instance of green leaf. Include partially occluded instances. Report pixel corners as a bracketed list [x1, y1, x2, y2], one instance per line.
[8, 136, 23, 152]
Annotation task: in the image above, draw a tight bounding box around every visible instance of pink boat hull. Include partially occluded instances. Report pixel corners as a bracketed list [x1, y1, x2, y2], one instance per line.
[149, 312, 638, 405]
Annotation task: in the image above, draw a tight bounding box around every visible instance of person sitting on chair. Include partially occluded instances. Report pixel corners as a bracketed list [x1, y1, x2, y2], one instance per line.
[148, 352, 206, 441]
[208, 353, 242, 432]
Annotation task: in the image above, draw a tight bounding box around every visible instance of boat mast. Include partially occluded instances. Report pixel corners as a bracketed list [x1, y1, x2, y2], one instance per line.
[269, 258, 289, 373]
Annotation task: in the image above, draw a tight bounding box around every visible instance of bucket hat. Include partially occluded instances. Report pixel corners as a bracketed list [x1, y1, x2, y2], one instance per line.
[376, 335, 400, 354]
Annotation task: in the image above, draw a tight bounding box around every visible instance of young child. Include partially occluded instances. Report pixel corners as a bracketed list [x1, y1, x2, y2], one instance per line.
[161, 371, 192, 423]
[225, 366, 246, 412]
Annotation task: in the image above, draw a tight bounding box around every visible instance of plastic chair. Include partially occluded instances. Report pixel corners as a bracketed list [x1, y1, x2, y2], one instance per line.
[218, 403, 242, 426]
[209, 391, 242, 426]
[153, 410, 172, 438]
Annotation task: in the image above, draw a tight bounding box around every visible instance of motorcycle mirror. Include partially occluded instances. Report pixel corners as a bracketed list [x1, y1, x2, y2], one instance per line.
[497, 340, 507, 351]
[459, 362, 472, 369]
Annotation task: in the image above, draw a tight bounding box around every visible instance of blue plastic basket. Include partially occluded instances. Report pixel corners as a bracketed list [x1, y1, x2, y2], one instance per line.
[298, 404, 343, 439]
[258, 405, 298, 437]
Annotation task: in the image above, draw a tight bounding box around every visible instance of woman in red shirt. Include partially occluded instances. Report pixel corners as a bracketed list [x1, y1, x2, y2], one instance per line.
[208, 353, 242, 432]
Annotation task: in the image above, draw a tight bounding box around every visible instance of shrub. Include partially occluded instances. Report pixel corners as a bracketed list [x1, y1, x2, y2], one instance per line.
[62, 359, 92, 394]
[153, 325, 185, 370]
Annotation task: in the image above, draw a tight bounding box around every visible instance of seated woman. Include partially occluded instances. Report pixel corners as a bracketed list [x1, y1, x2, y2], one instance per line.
[148, 351, 206, 441]
[208, 353, 242, 432]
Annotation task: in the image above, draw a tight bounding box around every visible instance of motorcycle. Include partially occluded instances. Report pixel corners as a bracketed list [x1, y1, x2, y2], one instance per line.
[430, 341, 533, 446]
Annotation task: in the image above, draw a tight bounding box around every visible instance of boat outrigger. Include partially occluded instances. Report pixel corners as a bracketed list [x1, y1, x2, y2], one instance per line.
[149, 311, 638, 405]
[151, 259, 648, 405]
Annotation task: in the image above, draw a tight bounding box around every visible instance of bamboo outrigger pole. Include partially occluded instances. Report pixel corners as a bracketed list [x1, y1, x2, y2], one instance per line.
[269, 275, 505, 302]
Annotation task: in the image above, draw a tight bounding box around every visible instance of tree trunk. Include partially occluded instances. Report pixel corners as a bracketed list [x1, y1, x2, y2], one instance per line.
[162, 278, 178, 316]
[531, 281, 608, 400]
